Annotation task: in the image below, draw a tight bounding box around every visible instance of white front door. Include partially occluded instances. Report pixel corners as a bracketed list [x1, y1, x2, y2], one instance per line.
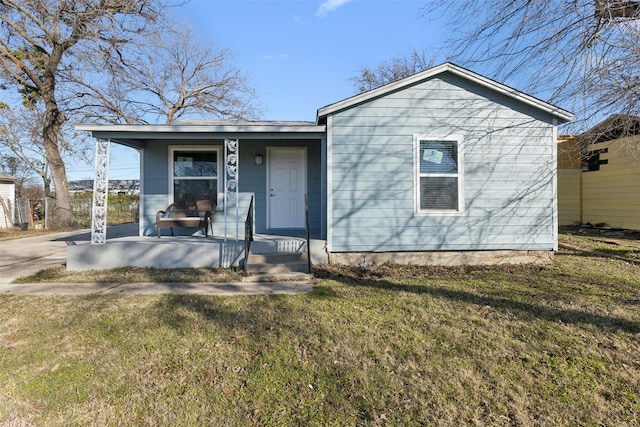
[268, 147, 306, 229]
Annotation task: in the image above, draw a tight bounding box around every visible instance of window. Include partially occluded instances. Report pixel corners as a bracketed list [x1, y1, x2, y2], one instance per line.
[582, 147, 608, 172]
[414, 135, 463, 213]
[170, 147, 219, 211]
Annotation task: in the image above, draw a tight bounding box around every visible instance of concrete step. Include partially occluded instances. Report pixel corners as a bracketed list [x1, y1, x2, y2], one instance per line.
[245, 260, 310, 275]
[246, 252, 309, 275]
[248, 252, 306, 264]
[242, 271, 313, 283]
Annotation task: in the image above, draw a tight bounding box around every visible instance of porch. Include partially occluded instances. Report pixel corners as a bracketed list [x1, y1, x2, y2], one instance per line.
[66, 222, 328, 271]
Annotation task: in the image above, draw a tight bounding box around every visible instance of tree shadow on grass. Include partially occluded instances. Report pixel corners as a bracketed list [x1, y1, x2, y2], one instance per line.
[315, 265, 640, 335]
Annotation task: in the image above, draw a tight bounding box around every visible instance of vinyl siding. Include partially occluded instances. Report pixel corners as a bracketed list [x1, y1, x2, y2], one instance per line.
[0, 181, 15, 228]
[328, 73, 558, 252]
[582, 137, 640, 230]
[140, 138, 323, 237]
[558, 169, 581, 225]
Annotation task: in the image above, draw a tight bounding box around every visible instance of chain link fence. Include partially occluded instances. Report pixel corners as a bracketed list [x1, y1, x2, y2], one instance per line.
[12, 194, 139, 230]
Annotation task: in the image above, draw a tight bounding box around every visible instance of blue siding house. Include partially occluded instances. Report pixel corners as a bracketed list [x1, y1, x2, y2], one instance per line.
[78, 63, 572, 267]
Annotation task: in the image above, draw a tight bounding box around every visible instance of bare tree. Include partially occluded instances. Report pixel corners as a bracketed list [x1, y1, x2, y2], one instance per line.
[351, 49, 435, 94]
[66, 26, 260, 124]
[0, 0, 166, 226]
[0, 105, 51, 195]
[0, 103, 90, 196]
[422, 0, 640, 132]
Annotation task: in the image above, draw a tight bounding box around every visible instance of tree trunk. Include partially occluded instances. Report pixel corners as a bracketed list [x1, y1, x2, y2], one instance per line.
[43, 106, 73, 226]
[42, 46, 73, 227]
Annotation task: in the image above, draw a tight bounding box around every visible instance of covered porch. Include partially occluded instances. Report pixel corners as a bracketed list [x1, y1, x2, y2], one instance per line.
[74, 121, 328, 271]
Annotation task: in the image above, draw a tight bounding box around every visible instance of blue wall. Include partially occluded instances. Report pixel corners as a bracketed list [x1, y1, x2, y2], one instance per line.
[327, 73, 558, 252]
[140, 138, 323, 237]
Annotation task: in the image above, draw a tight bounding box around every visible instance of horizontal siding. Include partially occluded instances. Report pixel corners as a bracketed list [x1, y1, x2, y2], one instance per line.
[329, 72, 556, 252]
[0, 182, 14, 228]
[582, 140, 640, 229]
[330, 122, 542, 137]
[141, 138, 323, 237]
[557, 169, 581, 225]
[332, 142, 552, 156]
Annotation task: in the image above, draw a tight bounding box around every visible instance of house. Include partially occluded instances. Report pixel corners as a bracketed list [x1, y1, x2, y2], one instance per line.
[0, 173, 16, 228]
[74, 62, 572, 269]
[557, 134, 581, 226]
[558, 116, 640, 230]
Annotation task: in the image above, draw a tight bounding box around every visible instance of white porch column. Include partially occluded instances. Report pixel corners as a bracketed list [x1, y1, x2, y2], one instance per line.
[224, 139, 239, 242]
[91, 138, 110, 244]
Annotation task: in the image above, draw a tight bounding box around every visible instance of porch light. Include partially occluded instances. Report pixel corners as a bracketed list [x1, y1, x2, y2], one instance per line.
[254, 154, 264, 165]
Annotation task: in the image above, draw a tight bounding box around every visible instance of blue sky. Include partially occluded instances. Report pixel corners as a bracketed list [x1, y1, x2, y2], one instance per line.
[75, 0, 447, 180]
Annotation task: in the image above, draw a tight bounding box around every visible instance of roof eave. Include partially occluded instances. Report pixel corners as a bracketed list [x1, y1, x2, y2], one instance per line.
[75, 124, 326, 134]
[316, 62, 573, 124]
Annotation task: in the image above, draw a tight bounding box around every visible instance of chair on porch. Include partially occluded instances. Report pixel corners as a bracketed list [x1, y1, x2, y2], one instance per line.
[156, 199, 216, 238]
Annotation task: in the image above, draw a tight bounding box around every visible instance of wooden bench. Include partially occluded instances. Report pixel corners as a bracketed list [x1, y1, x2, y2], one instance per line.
[156, 200, 216, 238]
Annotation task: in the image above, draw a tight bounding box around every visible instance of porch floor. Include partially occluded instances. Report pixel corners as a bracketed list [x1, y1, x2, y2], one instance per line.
[66, 223, 327, 271]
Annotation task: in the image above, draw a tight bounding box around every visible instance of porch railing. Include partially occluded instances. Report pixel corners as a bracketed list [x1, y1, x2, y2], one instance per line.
[305, 194, 311, 274]
[243, 195, 254, 274]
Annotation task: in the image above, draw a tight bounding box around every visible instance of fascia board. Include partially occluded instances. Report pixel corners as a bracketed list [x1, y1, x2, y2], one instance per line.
[75, 124, 326, 134]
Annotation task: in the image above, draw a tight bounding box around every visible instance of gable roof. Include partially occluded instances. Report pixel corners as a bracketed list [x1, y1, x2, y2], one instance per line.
[316, 62, 573, 124]
[578, 114, 640, 144]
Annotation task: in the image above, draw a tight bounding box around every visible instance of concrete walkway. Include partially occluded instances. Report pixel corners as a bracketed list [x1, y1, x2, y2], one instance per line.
[0, 281, 313, 296]
[0, 223, 313, 295]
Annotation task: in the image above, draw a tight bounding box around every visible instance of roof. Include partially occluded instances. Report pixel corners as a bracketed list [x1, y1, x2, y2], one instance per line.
[76, 120, 324, 134]
[76, 120, 326, 149]
[316, 62, 573, 124]
[578, 115, 640, 144]
[0, 173, 16, 183]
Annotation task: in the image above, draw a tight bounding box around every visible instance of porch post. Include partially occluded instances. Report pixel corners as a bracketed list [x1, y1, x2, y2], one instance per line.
[224, 139, 239, 242]
[91, 138, 110, 244]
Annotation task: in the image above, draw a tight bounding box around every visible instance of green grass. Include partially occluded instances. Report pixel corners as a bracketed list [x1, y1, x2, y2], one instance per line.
[2, 249, 640, 426]
[560, 231, 640, 260]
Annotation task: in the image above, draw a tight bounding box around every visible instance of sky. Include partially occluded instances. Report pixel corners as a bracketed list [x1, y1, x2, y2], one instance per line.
[72, 0, 449, 181]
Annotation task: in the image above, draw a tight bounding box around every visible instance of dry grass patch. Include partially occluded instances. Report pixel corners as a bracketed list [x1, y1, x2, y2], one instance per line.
[560, 227, 640, 260]
[14, 266, 243, 284]
[1, 248, 639, 425]
[0, 225, 70, 241]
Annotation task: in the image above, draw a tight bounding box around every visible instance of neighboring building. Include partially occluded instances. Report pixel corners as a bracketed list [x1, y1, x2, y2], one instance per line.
[77, 62, 572, 266]
[557, 134, 582, 226]
[558, 116, 640, 230]
[0, 173, 16, 228]
[69, 179, 140, 195]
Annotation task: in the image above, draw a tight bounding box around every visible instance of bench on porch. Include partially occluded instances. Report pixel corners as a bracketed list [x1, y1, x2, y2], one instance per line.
[156, 200, 216, 238]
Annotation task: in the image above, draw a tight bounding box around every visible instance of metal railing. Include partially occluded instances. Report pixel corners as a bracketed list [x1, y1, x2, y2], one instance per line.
[243, 195, 254, 274]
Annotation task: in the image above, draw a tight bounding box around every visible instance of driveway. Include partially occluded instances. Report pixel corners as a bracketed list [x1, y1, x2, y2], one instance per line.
[0, 222, 138, 284]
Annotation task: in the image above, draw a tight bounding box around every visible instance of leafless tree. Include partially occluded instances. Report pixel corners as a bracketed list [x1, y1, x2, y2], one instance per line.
[0, 105, 52, 195]
[0, 104, 91, 197]
[351, 49, 435, 93]
[66, 26, 260, 124]
[0, 0, 167, 226]
[422, 0, 640, 134]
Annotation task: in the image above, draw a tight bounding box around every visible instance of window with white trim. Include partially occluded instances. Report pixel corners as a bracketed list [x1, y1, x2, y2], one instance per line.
[170, 147, 220, 210]
[414, 135, 463, 213]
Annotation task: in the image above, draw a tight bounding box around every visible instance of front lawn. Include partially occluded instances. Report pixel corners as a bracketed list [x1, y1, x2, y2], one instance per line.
[1, 248, 639, 425]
